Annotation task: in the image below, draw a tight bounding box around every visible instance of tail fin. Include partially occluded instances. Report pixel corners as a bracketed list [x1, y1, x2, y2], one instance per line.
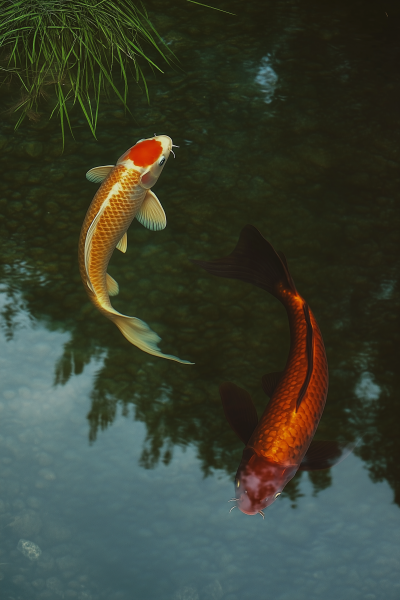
[192, 225, 296, 297]
[113, 314, 193, 365]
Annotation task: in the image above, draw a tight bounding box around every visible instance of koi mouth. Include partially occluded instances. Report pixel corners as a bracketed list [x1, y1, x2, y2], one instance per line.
[240, 507, 262, 515]
[229, 497, 267, 517]
[238, 507, 266, 518]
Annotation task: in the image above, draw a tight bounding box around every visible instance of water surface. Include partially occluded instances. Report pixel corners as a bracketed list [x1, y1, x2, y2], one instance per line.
[0, 1, 399, 599]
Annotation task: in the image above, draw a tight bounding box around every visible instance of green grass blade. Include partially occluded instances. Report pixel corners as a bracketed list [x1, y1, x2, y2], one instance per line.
[0, 0, 228, 141]
[185, 0, 235, 15]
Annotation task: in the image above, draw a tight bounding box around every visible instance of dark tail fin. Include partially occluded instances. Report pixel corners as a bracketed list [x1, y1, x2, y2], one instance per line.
[192, 225, 296, 298]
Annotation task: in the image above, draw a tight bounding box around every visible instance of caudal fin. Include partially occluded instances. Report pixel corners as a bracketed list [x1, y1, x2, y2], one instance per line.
[113, 314, 193, 365]
[192, 225, 296, 298]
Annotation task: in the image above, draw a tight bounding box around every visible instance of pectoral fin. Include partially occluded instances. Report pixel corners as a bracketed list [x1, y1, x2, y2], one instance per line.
[116, 232, 127, 253]
[136, 190, 167, 231]
[219, 382, 259, 445]
[299, 440, 356, 471]
[261, 371, 284, 398]
[106, 273, 119, 296]
[86, 165, 114, 183]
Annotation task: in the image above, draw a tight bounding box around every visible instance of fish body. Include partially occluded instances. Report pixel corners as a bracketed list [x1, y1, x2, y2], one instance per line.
[79, 135, 192, 364]
[250, 287, 328, 465]
[194, 225, 351, 516]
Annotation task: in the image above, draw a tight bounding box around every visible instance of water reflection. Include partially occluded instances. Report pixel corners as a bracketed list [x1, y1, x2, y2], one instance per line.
[0, 236, 398, 511]
[354, 372, 381, 402]
[1, 0, 400, 597]
[350, 275, 400, 504]
[254, 55, 278, 103]
[0, 316, 399, 600]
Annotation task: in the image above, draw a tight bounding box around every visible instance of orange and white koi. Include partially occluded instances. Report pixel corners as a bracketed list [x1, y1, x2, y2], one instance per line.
[78, 135, 192, 364]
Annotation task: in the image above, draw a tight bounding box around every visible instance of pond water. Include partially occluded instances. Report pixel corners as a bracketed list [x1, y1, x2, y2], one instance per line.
[0, 0, 399, 599]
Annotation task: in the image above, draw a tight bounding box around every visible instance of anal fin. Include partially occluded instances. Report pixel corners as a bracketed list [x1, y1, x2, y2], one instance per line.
[106, 273, 119, 296]
[219, 382, 259, 446]
[116, 232, 127, 253]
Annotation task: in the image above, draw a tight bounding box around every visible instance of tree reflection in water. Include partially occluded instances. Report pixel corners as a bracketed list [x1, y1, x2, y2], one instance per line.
[1, 240, 398, 509]
[0, 0, 399, 510]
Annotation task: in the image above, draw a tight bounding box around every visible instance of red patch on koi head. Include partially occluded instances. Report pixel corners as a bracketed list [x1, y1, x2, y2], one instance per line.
[127, 139, 163, 167]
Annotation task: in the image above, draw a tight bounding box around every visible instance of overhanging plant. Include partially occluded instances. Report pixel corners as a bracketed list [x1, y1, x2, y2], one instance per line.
[0, 0, 174, 141]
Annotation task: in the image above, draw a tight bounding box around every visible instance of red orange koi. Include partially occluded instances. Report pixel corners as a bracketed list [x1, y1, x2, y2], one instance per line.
[194, 225, 353, 516]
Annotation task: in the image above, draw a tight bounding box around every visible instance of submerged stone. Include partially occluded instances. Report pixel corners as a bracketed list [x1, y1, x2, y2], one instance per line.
[17, 538, 42, 561]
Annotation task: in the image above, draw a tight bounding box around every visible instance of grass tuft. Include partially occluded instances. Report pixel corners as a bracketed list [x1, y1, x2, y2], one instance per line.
[0, 0, 174, 143]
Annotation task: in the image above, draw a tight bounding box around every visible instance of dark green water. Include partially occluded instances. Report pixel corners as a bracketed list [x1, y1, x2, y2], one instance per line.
[0, 0, 399, 598]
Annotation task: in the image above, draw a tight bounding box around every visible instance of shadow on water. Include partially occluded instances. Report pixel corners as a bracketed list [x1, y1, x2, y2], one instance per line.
[0, 0, 399, 512]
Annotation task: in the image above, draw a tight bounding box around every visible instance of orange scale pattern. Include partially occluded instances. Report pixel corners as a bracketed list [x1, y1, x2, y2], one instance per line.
[78, 165, 144, 315]
[248, 283, 329, 467]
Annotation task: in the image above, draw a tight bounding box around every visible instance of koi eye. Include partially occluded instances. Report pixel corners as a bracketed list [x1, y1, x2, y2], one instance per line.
[159, 157, 166, 166]
[275, 492, 281, 498]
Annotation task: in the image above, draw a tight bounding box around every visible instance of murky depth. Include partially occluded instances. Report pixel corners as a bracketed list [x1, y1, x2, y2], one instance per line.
[0, 0, 399, 599]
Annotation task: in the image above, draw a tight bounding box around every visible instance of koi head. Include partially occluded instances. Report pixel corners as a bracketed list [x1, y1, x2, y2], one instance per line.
[117, 135, 173, 189]
[233, 449, 297, 515]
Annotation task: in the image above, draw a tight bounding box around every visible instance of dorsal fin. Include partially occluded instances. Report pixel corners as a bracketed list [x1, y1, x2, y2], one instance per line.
[296, 303, 314, 411]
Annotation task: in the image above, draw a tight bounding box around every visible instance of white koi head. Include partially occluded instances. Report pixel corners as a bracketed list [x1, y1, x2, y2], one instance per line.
[233, 449, 298, 515]
[117, 135, 173, 189]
